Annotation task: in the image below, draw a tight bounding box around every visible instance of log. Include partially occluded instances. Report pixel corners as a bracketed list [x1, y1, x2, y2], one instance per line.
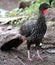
[0, 16, 28, 25]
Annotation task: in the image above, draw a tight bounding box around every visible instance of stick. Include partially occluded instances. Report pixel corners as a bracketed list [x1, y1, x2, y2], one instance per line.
[17, 57, 26, 65]
[32, 52, 36, 58]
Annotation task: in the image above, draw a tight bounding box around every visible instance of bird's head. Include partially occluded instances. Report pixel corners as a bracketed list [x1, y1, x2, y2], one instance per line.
[39, 3, 51, 14]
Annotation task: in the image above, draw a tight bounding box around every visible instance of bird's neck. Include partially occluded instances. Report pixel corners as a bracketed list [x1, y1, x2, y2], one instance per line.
[36, 12, 46, 26]
[39, 11, 45, 18]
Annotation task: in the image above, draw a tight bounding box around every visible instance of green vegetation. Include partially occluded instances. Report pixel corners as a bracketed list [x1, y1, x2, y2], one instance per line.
[6, 0, 48, 16]
[0, 0, 49, 24]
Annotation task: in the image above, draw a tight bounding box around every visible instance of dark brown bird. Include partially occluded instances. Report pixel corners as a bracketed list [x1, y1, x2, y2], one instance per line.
[1, 3, 51, 61]
[24, 3, 51, 61]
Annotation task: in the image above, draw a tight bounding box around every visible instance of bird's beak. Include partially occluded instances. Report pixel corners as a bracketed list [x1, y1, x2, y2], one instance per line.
[46, 3, 52, 8]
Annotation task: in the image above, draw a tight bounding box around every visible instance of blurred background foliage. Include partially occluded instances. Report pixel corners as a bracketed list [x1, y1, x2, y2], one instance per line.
[0, 0, 49, 17]
[0, 0, 55, 25]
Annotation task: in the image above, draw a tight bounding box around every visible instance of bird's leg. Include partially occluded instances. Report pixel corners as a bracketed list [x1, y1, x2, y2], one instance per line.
[27, 43, 33, 61]
[36, 49, 43, 60]
[27, 50, 32, 61]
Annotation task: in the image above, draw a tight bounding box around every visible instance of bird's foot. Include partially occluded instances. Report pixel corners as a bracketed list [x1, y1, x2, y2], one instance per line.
[37, 55, 43, 61]
[36, 50, 43, 61]
[27, 58, 33, 61]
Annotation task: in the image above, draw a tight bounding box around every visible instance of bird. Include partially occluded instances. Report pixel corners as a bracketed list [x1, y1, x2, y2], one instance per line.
[0, 3, 51, 61]
[22, 3, 51, 61]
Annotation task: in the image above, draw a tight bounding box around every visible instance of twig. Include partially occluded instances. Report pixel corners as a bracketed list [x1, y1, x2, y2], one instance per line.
[17, 57, 26, 65]
[32, 52, 36, 58]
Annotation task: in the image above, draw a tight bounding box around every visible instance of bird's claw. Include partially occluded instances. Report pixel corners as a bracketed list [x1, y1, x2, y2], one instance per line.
[37, 56, 43, 61]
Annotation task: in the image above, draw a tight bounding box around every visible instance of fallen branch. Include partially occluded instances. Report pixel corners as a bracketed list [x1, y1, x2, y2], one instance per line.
[0, 16, 28, 25]
[0, 16, 28, 22]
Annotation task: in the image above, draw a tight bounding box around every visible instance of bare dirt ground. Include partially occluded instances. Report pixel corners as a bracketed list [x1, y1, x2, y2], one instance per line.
[0, 45, 55, 65]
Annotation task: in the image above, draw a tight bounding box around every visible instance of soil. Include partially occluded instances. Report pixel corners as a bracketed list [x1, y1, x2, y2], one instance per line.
[0, 45, 55, 65]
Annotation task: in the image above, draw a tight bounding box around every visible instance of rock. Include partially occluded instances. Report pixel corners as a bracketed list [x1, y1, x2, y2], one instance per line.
[6, 25, 13, 30]
[41, 8, 55, 46]
[45, 8, 55, 21]
[46, 48, 55, 53]
[42, 21, 55, 45]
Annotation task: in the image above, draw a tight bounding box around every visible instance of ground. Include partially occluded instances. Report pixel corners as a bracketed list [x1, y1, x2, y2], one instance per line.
[0, 45, 55, 65]
[0, 25, 55, 65]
